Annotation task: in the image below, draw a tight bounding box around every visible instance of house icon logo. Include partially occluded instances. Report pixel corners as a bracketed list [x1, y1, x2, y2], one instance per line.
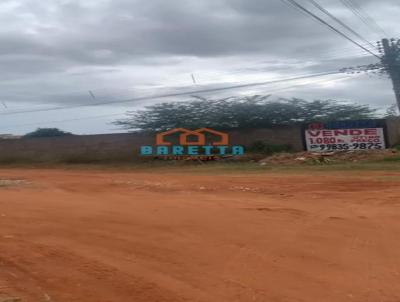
[140, 128, 244, 158]
[156, 128, 229, 146]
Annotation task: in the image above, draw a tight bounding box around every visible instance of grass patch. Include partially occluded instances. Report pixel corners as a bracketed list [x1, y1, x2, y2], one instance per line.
[383, 156, 400, 162]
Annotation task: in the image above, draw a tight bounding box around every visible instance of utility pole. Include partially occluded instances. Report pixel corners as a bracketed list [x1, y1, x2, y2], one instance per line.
[379, 38, 400, 111]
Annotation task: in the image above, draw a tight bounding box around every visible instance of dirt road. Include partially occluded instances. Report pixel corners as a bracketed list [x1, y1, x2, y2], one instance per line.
[1, 167, 400, 302]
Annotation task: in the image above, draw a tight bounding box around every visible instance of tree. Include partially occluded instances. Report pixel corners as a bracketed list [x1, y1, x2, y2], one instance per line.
[113, 95, 378, 132]
[24, 128, 73, 138]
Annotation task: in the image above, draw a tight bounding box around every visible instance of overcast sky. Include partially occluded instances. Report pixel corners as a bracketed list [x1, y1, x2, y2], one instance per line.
[0, 0, 398, 134]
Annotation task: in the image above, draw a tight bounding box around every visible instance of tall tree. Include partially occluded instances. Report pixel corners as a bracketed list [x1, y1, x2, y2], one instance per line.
[113, 96, 377, 132]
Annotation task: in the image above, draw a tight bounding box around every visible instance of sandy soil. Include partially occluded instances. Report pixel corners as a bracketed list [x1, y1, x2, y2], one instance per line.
[1, 167, 400, 302]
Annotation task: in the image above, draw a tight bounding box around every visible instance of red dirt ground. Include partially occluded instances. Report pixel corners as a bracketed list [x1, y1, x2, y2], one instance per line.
[1, 167, 400, 302]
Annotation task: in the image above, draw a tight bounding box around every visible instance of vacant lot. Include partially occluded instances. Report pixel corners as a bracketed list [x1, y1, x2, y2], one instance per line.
[1, 166, 400, 302]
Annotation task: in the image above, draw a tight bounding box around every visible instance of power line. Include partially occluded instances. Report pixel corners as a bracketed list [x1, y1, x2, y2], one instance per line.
[0, 48, 370, 102]
[283, 0, 380, 58]
[0, 71, 343, 116]
[249, 74, 355, 94]
[0, 51, 366, 114]
[339, 0, 388, 37]
[307, 0, 377, 51]
[1, 73, 356, 129]
[0, 45, 374, 105]
[280, 0, 381, 59]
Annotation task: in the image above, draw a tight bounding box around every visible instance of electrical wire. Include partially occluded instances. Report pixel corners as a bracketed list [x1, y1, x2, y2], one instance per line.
[0, 73, 357, 129]
[0, 71, 343, 116]
[339, 0, 389, 37]
[307, 0, 378, 51]
[0, 48, 372, 105]
[0, 49, 374, 113]
[280, 0, 381, 59]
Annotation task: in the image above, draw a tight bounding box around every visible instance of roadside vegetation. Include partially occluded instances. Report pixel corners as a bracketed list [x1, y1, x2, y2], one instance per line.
[113, 95, 377, 131]
[24, 128, 73, 138]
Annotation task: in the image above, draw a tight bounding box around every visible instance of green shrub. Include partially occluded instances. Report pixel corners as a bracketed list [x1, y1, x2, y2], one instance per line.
[24, 128, 73, 138]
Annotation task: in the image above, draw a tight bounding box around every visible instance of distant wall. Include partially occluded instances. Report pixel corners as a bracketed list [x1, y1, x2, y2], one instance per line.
[0, 133, 153, 163]
[228, 126, 304, 151]
[1, 119, 399, 163]
[0, 125, 303, 162]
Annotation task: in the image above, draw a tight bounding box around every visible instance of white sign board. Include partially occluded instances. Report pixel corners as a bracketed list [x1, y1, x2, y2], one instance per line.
[305, 128, 386, 152]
